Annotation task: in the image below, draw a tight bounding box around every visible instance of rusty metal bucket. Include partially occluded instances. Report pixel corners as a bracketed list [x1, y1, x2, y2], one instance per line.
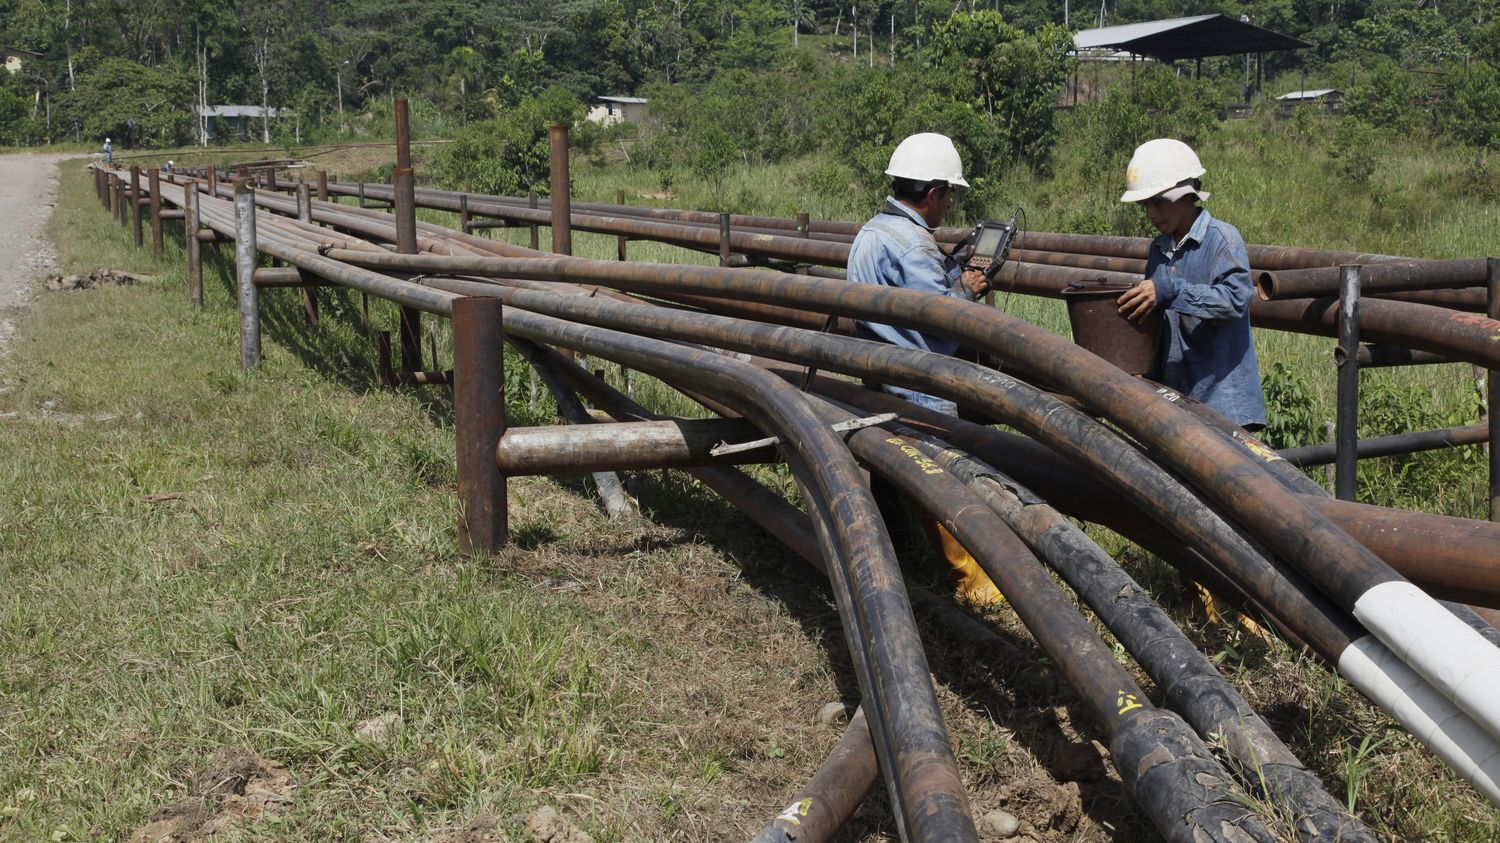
[1061, 281, 1162, 375]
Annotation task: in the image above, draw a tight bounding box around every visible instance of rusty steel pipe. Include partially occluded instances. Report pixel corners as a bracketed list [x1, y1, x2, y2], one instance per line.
[1260, 259, 1491, 300]
[148, 168, 163, 256]
[1251, 295, 1500, 371]
[495, 418, 771, 474]
[155, 221, 976, 841]
[453, 297, 506, 554]
[393, 99, 423, 371]
[494, 310, 977, 842]
[888, 425, 1373, 841]
[130, 166, 144, 246]
[549, 125, 572, 256]
[1357, 344, 1455, 367]
[832, 410, 1279, 841]
[185, 189, 203, 308]
[234, 181, 261, 369]
[1374, 287, 1487, 312]
[751, 706, 877, 843]
[1279, 424, 1488, 468]
[1491, 258, 1500, 522]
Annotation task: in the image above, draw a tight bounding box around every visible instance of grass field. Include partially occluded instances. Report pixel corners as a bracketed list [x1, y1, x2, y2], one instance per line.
[1, 153, 1497, 841]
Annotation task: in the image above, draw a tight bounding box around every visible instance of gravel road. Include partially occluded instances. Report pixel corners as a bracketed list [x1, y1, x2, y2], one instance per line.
[0, 153, 73, 365]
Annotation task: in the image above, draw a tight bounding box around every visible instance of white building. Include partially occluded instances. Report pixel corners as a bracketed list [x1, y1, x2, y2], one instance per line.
[585, 96, 648, 126]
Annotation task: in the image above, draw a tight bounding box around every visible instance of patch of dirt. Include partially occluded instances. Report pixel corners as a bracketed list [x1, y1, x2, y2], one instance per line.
[128, 747, 295, 843]
[0, 152, 68, 370]
[440, 807, 593, 843]
[996, 776, 1084, 838]
[45, 267, 156, 291]
[525, 806, 594, 843]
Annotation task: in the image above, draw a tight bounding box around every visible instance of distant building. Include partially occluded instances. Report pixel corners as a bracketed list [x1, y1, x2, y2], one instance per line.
[586, 96, 648, 126]
[194, 105, 293, 141]
[3, 46, 42, 74]
[1275, 89, 1343, 115]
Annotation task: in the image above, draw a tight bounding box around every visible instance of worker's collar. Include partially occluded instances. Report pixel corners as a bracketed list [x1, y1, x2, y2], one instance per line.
[1158, 207, 1211, 254]
[881, 197, 936, 231]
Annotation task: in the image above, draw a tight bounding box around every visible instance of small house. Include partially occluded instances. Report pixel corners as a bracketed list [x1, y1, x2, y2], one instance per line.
[586, 96, 648, 126]
[3, 46, 42, 74]
[194, 105, 293, 141]
[1275, 89, 1343, 115]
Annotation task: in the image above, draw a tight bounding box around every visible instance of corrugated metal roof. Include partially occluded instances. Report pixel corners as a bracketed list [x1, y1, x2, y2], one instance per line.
[1276, 89, 1341, 100]
[1073, 14, 1307, 61]
[194, 105, 290, 118]
[597, 96, 648, 104]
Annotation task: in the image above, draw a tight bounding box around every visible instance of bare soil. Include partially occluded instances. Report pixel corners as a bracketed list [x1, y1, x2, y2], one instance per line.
[0, 153, 70, 365]
[127, 747, 296, 842]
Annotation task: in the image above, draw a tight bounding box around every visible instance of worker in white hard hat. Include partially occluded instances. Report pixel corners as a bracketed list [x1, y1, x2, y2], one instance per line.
[849, 132, 987, 410]
[1118, 139, 1269, 635]
[1116, 138, 1264, 430]
[848, 132, 1002, 606]
[103, 137, 112, 164]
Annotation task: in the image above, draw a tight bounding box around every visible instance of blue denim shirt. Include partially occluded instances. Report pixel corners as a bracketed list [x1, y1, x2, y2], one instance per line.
[848, 198, 970, 413]
[1146, 209, 1266, 428]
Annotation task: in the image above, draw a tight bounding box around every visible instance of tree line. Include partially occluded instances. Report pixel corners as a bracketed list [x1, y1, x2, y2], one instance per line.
[1, 0, 1496, 178]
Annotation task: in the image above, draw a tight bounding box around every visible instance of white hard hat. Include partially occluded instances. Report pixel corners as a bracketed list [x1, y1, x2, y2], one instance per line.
[105, 137, 110, 142]
[885, 133, 969, 189]
[1120, 138, 1206, 203]
[167, 160, 174, 166]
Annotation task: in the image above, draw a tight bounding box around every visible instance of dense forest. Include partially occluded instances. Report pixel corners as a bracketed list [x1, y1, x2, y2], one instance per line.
[2, 1, 1497, 213]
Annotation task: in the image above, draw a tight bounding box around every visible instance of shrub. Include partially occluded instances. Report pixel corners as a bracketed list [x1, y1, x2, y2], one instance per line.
[1260, 361, 1321, 450]
[427, 88, 584, 196]
[1356, 380, 1484, 510]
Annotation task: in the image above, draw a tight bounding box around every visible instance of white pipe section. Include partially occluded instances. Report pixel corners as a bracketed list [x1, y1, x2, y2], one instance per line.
[1340, 633, 1500, 805]
[1354, 582, 1500, 746]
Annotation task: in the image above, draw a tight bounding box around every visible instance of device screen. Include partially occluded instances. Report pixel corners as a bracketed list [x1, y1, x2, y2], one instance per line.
[974, 226, 1006, 257]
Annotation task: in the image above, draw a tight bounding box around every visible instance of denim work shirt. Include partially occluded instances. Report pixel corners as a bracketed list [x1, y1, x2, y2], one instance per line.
[1146, 209, 1266, 428]
[848, 198, 970, 413]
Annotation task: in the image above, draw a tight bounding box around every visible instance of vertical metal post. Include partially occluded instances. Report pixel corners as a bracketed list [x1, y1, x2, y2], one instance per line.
[267, 168, 278, 192]
[549, 124, 572, 256]
[1489, 257, 1499, 521]
[317, 169, 328, 202]
[130, 166, 144, 247]
[94, 168, 103, 203]
[796, 212, 810, 238]
[102, 172, 113, 213]
[358, 181, 367, 208]
[116, 175, 127, 226]
[297, 182, 319, 324]
[453, 297, 507, 554]
[235, 181, 262, 369]
[206, 165, 217, 198]
[616, 190, 628, 261]
[185, 189, 203, 309]
[459, 193, 470, 232]
[528, 191, 539, 250]
[148, 168, 163, 256]
[719, 212, 732, 266]
[393, 98, 422, 371]
[1335, 264, 1361, 501]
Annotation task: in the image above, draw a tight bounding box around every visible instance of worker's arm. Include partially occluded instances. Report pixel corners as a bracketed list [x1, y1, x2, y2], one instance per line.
[1153, 232, 1253, 321]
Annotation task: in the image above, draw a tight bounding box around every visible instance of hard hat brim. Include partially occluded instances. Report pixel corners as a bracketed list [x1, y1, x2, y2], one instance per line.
[884, 168, 970, 189]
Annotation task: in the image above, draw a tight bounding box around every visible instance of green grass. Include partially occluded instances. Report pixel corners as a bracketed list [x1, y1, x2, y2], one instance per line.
[0, 165, 879, 841]
[7, 140, 1500, 841]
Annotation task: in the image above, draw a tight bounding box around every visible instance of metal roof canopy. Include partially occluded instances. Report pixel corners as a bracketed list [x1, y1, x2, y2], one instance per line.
[1073, 14, 1308, 61]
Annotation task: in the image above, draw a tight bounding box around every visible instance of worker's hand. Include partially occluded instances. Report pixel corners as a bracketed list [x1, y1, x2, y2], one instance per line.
[1117, 280, 1157, 321]
[959, 269, 989, 299]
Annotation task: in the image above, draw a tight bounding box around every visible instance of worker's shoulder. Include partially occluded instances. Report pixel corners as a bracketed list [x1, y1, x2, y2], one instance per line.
[1198, 212, 1246, 248]
[857, 212, 932, 253]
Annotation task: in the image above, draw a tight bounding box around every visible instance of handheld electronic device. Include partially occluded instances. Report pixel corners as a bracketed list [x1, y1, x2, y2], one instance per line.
[961, 211, 1019, 281]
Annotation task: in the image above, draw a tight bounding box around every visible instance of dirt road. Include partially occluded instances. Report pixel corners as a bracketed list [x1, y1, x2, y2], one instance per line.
[0, 153, 74, 364]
